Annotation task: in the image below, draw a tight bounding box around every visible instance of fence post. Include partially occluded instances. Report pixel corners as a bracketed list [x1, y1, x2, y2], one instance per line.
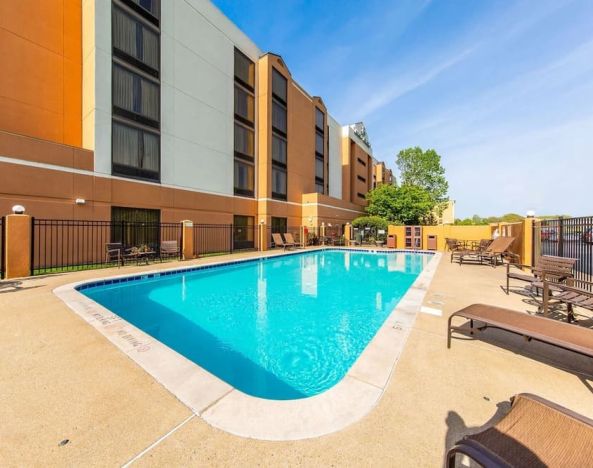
[558, 217, 564, 257]
[531, 220, 537, 267]
[5, 214, 32, 278]
[229, 224, 234, 254]
[181, 220, 194, 260]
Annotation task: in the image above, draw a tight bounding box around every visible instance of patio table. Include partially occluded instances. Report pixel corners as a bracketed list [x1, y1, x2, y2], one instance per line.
[123, 250, 156, 266]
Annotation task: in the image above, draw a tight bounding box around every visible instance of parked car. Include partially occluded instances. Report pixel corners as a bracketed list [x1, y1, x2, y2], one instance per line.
[583, 229, 593, 244]
[541, 227, 557, 241]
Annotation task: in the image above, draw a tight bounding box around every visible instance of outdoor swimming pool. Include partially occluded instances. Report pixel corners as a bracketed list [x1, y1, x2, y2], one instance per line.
[80, 249, 431, 400]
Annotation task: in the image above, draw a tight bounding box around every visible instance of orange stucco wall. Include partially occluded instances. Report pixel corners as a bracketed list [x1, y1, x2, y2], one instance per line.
[0, 0, 82, 146]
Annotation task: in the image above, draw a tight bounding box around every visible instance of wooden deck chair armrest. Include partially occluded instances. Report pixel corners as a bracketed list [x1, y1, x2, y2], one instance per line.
[507, 262, 533, 273]
[567, 277, 593, 288]
[544, 280, 593, 296]
[540, 271, 572, 283]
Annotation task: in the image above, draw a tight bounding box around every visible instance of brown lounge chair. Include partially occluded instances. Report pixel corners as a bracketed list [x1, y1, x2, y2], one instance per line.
[283, 232, 304, 248]
[506, 255, 576, 294]
[272, 232, 294, 250]
[544, 278, 593, 323]
[447, 303, 593, 358]
[159, 240, 180, 261]
[105, 242, 124, 266]
[460, 237, 516, 266]
[446, 393, 593, 467]
[445, 238, 464, 263]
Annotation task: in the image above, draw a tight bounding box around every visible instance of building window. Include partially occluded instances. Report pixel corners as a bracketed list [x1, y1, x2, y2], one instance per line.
[357, 192, 366, 199]
[128, 0, 160, 20]
[234, 160, 255, 196]
[272, 166, 287, 200]
[234, 50, 255, 90]
[234, 48, 255, 197]
[315, 108, 324, 131]
[272, 68, 288, 200]
[272, 100, 287, 134]
[112, 0, 160, 182]
[272, 134, 287, 165]
[111, 206, 160, 247]
[271, 217, 287, 234]
[112, 121, 160, 180]
[314, 108, 325, 194]
[272, 69, 287, 103]
[357, 157, 367, 166]
[357, 175, 366, 182]
[113, 64, 160, 125]
[315, 131, 324, 155]
[112, 6, 159, 75]
[315, 157, 324, 180]
[234, 122, 254, 159]
[233, 215, 254, 250]
[234, 85, 254, 124]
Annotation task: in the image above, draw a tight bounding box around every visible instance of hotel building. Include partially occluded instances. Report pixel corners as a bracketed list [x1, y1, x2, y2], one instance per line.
[0, 0, 388, 232]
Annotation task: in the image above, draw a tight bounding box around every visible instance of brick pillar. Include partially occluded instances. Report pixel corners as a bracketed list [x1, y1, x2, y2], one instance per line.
[181, 220, 194, 260]
[259, 222, 270, 252]
[300, 226, 307, 247]
[523, 217, 535, 267]
[344, 223, 352, 245]
[5, 214, 32, 278]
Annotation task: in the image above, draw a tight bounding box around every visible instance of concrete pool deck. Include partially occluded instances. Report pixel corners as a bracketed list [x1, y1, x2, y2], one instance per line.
[1, 249, 592, 465]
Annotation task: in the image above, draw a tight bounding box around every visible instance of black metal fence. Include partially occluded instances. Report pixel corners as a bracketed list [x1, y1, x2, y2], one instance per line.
[352, 226, 387, 245]
[533, 216, 593, 282]
[193, 224, 260, 257]
[0, 216, 5, 279]
[31, 219, 182, 275]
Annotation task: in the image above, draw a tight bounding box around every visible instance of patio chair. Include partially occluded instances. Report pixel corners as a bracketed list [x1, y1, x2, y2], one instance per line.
[445, 238, 465, 263]
[447, 303, 593, 358]
[283, 232, 304, 248]
[272, 233, 294, 250]
[506, 254, 576, 294]
[159, 240, 180, 261]
[544, 278, 593, 323]
[460, 237, 515, 266]
[105, 242, 124, 266]
[446, 393, 593, 468]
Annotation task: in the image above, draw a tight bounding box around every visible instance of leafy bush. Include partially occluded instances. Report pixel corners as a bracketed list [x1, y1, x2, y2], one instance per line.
[352, 216, 388, 231]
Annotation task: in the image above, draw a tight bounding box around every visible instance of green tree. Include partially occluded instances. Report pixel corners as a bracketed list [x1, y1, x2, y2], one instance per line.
[352, 216, 388, 231]
[396, 147, 449, 204]
[366, 184, 434, 225]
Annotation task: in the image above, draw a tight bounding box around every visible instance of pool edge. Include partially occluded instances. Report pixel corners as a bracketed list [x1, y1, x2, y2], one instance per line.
[53, 248, 442, 441]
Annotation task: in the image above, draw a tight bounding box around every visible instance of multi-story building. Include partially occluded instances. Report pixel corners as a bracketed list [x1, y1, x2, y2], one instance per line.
[0, 0, 390, 232]
[373, 161, 395, 188]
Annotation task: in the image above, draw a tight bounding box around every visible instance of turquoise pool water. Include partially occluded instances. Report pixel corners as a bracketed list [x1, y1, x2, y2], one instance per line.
[81, 249, 430, 400]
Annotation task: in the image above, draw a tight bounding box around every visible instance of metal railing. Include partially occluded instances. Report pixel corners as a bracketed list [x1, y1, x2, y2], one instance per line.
[193, 224, 260, 257]
[31, 219, 182, 275]
[533, 216, 593, 282]
[0, 217, 5, 279]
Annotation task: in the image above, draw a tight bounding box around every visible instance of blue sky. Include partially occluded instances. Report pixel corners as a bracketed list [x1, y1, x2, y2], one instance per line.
[212, 0, 593, 218]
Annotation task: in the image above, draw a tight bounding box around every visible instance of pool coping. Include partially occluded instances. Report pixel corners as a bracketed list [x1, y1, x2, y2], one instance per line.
[53, 247, 442, 441]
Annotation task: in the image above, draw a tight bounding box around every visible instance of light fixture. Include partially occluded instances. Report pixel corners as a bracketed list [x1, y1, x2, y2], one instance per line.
[526, 210, 535, 218]
[75, 198, 86, 205]
[12, 205, 25, 214]
[260, 218, 265, 224]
